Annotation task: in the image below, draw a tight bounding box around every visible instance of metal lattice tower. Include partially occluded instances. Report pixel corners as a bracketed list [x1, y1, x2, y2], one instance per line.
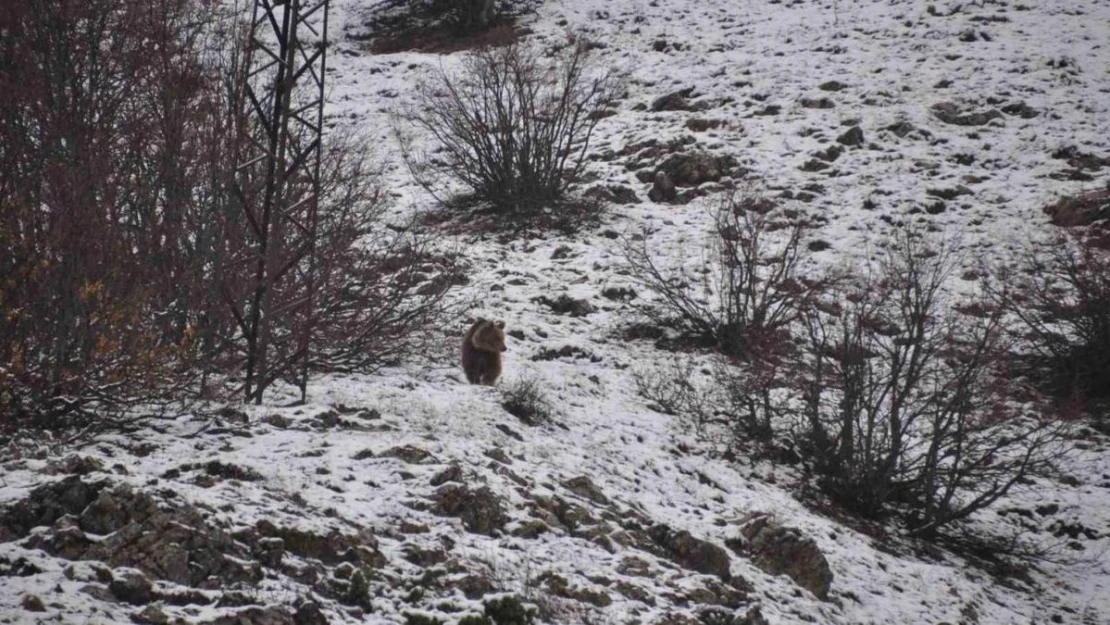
[232, 0, 330, 403]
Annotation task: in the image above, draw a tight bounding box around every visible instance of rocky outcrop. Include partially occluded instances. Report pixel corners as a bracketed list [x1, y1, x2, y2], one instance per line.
[647, 524, 733, 582]
[429, 484, 507, 535]
[734, 515, 833, 600]
[932, 101, 1002, 126]
[655, 152, 738, 188]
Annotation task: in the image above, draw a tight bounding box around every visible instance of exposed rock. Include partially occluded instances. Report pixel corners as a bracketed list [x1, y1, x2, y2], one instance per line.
[132, 605, 170, 624]
[295, 599, 328, 625]
[109, 569, 154, 605]
[541, 572, 612, 607]
[430, 484, 507, 535]
[511, 519, 550, 538]
[926, 186, 972, 200]
[484, 448, 512, 465]
[652, 87, 700, 112]
[441, 572, 496, 599]
[430, 464, 463, 487]
[261, 414, 292, 429]
[1001, 101, 1039, 119]
[737, 515, 833, 600]
[258, 537, 285, 568]
[669, 576, 750, 609]
[0, 555, 43, 577]
[647, 524, 732, 581]
[2, 478, 276, 590]
[79, 583, 117, 603]
[494, 423, 525, 440]
[531, 345, 602, 363]
[818, 80, 847, 92]
[402, 543, 449, 567]
[619, 135, 697, 169]
[815, 145, 843, 163]
[562, 475, 610, 505]
[44, 455, 105, 476]
[534, 294, 596, 317]
[202, 606, 296, 625]
[79, 482, 159, 535]
[1045, 188, 1110, 229]
[584, 184, 641, 204]
[0, 476, 110, 541]
[63, 561, 113, 583]
[800, 159, 829, 172]
[216, 405, 250, 424]
[381, 445, 435, 464]
[1051, 146, 1110, 171]
[615, 580, 655, 605]
[837, 126, 865, 147]
[686, 118, 725, 132]
[295, 601, 329, 625]
[175, 460, 264, 482]
[20, 594, 46, 612]
[800, 97, 835, 109]
[530, 494, 597, 532]
[656, 152, 738, 187]
[884, 120, 925, 138]
[256, 520, 384, 568]
[16, 483, 262, 587]
[932, 102, 1002, 126]
[601, 286, 637, 301]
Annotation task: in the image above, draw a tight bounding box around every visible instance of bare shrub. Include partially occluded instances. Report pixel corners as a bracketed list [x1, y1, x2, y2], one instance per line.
[632, 222, 1073, 539]
[400, 40, 620, 226]
[794, 231, 1070, 537]
[0, 1, 458, 437]
[626, 192, 830, 445]
[500, 376, 555, 426]
[0, 0, 230, 437]
[634, 356, 787, 449]
[254, 138, 464, 377]
[625, 192, 828, 358]
[990, 232, 1110, 416]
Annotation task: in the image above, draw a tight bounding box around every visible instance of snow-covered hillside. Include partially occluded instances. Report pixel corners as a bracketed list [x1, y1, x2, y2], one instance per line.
[2, 1, 1109, 624]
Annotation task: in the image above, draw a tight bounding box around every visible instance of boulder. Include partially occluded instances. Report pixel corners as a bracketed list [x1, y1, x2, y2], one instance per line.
[109, 569, 154, 605]
[932, 102, 1002, 126]
[430, 484, 507, 535]
[647, 524, 732, 581]
[652, 87, 698, 112]
[656, 152, 738, 187]
[837, 126, 865, 147]
[736, 515, 833, 600]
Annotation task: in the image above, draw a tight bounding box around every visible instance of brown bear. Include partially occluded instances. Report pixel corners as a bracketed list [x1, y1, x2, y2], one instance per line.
[461, 318, 506, 385]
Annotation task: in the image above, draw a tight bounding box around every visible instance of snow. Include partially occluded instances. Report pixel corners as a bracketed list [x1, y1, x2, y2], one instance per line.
[3, 0, 1110, 623]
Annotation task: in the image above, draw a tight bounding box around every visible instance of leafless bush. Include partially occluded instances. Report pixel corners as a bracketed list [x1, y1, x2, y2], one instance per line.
[625, 192, 828, 359]
[0, 0, 458, 438]
[501, 375, 555, 426]
[794, 231, 1070, 537]
[634, 356, 786, 448]
[632, 223, 1073, 539]
[400, 40, 620, 225]
[0, 0, 231, 437]
[990, 232, 1110, 417]
[308, 141, 463, 373]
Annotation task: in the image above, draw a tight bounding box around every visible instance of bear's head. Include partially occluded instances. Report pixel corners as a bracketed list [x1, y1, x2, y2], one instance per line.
[473, 319, 507, 353]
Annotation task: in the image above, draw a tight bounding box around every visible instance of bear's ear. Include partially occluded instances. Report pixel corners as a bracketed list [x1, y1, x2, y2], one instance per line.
[495, 320, 505, 329]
